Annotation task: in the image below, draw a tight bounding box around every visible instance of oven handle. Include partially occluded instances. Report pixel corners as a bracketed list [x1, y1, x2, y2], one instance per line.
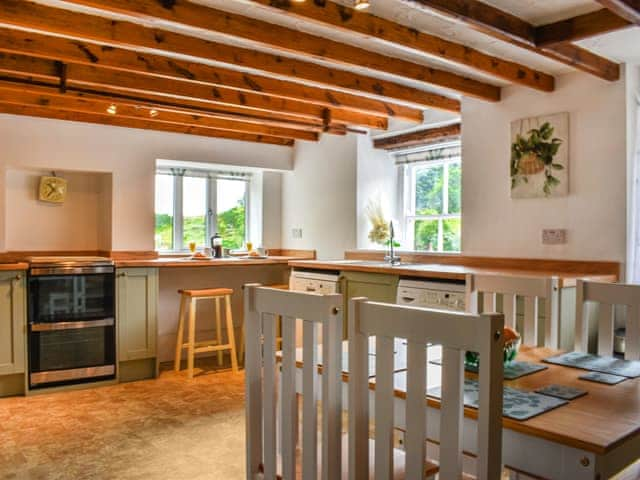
[29, 266, 114, 276]
[31, 318, 115, 331]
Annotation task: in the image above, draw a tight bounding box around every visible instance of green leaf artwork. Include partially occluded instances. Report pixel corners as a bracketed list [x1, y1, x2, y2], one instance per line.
[510, 113, 569, 198]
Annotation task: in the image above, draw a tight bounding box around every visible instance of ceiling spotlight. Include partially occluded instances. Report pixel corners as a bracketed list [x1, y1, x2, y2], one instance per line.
[354, 0, 370, 10]
[149, 109, 159, 118]
[106, 104, 117, 115]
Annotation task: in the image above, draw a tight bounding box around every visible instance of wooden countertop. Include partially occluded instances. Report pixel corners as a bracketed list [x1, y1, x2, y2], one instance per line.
[284, 342, 640, 455]
[0, 262, 28, 271]
[288, 260, 617, 287]
[116, 256, 308, 268]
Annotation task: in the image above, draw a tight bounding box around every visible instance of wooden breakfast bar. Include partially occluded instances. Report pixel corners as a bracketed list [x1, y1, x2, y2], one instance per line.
[283, 342, 640, 479]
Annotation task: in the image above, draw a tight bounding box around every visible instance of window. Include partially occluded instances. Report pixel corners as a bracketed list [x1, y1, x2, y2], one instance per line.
[154, 167, 250, 251]
[398, 143, 461, 252]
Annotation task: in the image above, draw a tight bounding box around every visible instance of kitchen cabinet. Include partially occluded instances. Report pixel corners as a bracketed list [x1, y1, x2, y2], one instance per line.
[116, 268, 158, 380]
[0, 271, 26, 397]
[340, 271, 399, 337]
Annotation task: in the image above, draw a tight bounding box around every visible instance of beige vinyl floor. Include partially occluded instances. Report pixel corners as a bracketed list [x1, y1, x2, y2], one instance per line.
[0, 361, 245, 480]
[1, 361, 638, 480]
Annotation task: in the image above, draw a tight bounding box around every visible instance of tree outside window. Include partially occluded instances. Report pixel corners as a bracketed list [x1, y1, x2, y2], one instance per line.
[154, 172, 249, 251]
[402, 149, 461, 252]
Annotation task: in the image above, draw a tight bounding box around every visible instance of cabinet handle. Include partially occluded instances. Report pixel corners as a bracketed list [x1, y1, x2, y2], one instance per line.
[117, 272, 127, 278]
[14, 274, 22, 281]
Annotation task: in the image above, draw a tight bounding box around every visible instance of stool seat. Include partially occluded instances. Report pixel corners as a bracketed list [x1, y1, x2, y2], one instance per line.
[178, 288, 234, 297]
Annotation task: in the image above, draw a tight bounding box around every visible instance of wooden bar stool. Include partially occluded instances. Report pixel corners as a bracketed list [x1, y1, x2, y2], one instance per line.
[174, 288, 239, 378]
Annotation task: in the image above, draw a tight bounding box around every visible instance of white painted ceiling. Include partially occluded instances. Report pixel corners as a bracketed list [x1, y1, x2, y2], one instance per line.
[28, 0, 640, 133]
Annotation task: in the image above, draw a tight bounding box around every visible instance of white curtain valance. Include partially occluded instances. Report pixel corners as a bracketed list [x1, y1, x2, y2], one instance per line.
[157, 167, 252, 181]
[394, 143, 461, 166]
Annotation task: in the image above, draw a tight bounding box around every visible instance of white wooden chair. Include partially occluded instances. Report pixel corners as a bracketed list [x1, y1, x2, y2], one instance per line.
[467, 274, 560, 348]
[349, 298, 504, 480]
[575, 280, 640, 360]
[244, 283, 343, 480]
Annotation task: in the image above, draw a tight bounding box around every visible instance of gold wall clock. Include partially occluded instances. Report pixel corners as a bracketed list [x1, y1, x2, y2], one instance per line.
[38, 176, 68, 203]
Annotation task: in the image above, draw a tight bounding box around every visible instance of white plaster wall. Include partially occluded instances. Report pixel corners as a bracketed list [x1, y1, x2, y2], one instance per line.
[281, 133, 358, 259]
[626, 64, 640, 280]
[356, 134, 397, 250]
[0, 114, 292, 252]
[5, 169, 112, 251]
[462, 70, 627, 262]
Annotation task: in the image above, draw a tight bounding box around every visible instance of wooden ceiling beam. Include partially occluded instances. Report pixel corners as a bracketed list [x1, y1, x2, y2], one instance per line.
[535, 9, 632, 47]
[0, 52, 390, 131]
[0, 1, 457, 113]
[247, 0, 553, 92]
[51, 0, 498, 102]
[0, 74, 334, 130]
[0, 85, 320, 141]
[373, 123, 461, 150]
[0, 102, 295, 146]
[402, 0, 620, 81]
[0, 28, 410, 125]
[596, 0, 640, 25]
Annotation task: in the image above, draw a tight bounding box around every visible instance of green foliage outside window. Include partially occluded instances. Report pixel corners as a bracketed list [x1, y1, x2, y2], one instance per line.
[154, 200, 246, 251]
[217, 202, 246, 249]
[412, 162, 461, 252]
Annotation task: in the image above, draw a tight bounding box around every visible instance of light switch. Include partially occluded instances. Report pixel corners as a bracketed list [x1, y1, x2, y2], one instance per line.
[542, 229, 567, 245]
[292, 228, 303, 239]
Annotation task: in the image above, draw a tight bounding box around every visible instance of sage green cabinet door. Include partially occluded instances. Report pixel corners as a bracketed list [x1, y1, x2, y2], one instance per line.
[0, 271, 26, 375]
[116, 268, 158, 362]
[340, 271, 399, 337]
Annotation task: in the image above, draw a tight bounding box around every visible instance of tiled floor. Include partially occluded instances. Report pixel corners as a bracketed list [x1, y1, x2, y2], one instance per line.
[0, 363, 245, 480]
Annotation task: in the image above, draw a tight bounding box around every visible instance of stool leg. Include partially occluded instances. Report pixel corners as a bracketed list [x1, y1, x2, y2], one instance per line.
[215, 296, 223, 366]
[239, 324, 245, 366]
[187, 297, 197, 379]
[174, 294, 187, 372]
[225, 295, 238, 373]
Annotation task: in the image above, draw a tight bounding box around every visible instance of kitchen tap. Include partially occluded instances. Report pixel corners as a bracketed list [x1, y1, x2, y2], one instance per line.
[385, 221, 401, 265]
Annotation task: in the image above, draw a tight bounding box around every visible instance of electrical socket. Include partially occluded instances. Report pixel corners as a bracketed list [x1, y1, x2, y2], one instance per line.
[542, 229, 567, 245]
[291, 228, 303, 239]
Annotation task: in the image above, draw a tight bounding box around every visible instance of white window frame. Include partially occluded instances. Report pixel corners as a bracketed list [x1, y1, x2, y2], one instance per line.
[402, 155, 461, 252]
[157, 172, 250, 252]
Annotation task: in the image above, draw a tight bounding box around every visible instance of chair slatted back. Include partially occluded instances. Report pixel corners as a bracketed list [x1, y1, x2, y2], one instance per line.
[244, 284, 343, 480]
[467, 274, 560, 348]
[575, 280, 640, 360]
[348, 299, 504, 480]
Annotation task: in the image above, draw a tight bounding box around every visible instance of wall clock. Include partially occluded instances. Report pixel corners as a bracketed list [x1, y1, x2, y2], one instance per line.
[38, 176, 68, 203]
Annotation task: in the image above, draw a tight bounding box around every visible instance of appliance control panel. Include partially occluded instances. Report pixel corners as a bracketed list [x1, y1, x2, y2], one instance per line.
[397, 279, 466, 312]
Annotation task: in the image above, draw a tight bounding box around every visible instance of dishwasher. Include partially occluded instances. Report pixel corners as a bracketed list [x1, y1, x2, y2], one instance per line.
[396, 278, 467, 312]
[289, 270, 341, 345]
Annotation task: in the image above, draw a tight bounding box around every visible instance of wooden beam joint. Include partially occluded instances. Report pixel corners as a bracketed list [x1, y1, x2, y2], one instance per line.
[55, 61, 67, 93]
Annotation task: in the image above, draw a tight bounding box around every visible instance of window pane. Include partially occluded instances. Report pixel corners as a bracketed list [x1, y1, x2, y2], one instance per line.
[217, 179, 246, 250]
[443, 218, 461, 252]
[183, 176, 207, 248]
[414, 219, 439, 251]
[154, 175, 173, 251]
[448, 162, 461, 214]
[415, 165, 443, 215]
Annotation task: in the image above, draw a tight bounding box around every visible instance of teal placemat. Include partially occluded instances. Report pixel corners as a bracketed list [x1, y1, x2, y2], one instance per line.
[427, 379, 567, 421]
[543, 351, 640, 378]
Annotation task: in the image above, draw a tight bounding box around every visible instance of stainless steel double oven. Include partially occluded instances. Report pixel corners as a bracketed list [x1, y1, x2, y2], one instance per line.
[27, 257, 116, 389]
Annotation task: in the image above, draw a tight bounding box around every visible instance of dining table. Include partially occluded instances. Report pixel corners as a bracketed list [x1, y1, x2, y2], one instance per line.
[282, 342, 640, 479]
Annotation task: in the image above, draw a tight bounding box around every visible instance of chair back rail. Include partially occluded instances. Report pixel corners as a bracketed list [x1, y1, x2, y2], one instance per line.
[467, 274, 560, 348]
[575, 280, 640, 360]
[348, 299, 504, 480]
[244, 284, 343, 480]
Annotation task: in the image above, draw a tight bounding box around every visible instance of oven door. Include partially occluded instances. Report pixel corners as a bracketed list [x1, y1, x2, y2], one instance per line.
[28, 270, 115, 323]
[29, 319, 116, 388]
